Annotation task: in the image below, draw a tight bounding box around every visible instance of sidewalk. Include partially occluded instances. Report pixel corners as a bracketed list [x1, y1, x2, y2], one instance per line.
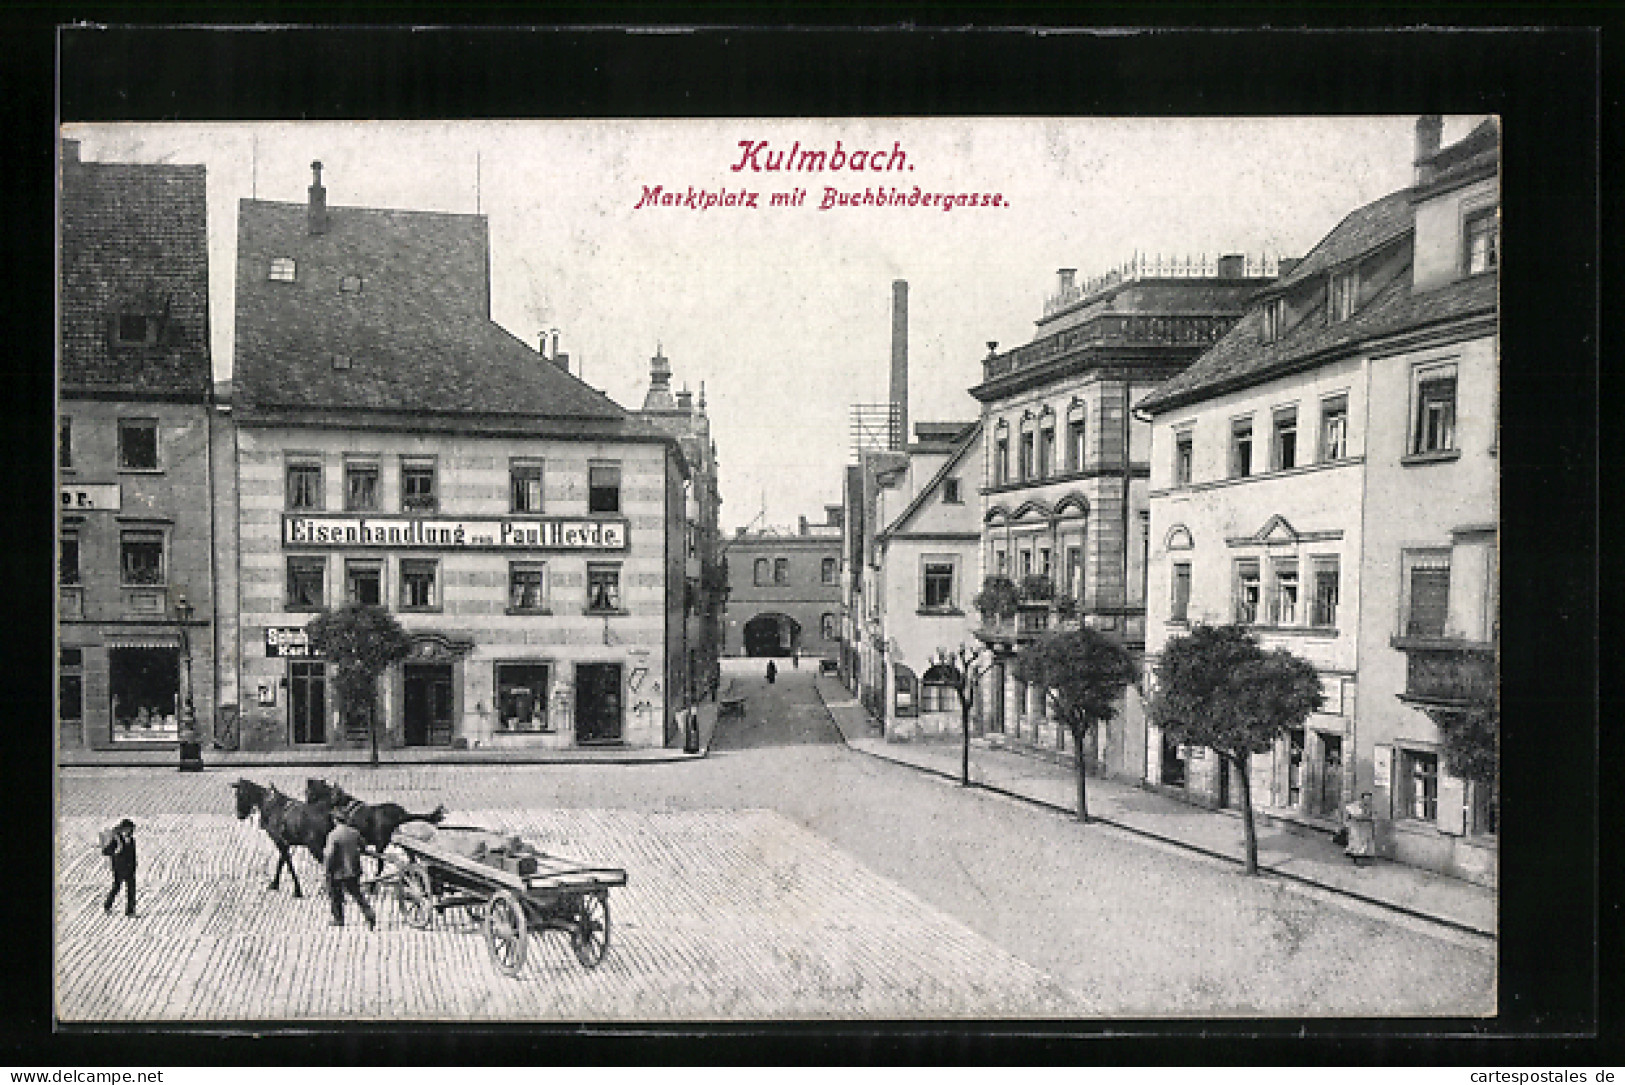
[814, 683, 1496, 939]
[59, 702, 721, 769]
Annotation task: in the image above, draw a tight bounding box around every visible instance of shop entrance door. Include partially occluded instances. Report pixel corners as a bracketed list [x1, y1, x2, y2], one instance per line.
[575, 663, 623, 744]
[289, 661, 327, 745]
[1315, 734, 1344, 818]
[403, 663, 453, 746]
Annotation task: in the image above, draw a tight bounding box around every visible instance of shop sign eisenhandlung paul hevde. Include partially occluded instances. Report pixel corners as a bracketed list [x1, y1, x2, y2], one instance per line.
[281, 514, 630, 551]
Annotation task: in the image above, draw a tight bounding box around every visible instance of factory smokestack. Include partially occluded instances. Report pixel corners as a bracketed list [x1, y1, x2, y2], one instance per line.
[889, 280, 908, 450]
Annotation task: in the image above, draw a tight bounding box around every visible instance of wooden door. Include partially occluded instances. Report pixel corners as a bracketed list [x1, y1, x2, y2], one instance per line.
[575, 663, 623, 744]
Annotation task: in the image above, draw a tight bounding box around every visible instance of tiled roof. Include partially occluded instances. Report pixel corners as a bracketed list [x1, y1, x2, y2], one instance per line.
[59, 156, 212, 399]
[1268, 189, 1415, 293]
[233, 199, 626, 423]
[1137, 270, 1496, 414]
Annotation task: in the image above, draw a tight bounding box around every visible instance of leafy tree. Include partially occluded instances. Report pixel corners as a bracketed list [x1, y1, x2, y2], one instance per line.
[1149, 624, 1324, 874]
[973, 575, 1020, 625]
[1433, 706, 1498, 786]
[305, 604, 414, 767]
[930, 644, 994, 787]
[1013, 628, 1138, 822]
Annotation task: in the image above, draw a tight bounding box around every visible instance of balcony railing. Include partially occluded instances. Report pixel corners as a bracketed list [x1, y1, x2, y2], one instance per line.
[1393, 638, 1497, 707]
[1042, 253, 1281, 318]
[982, 313, 1242, 382]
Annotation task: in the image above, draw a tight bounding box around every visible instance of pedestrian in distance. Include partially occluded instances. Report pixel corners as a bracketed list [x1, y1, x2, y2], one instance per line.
[100, 818, 138, 917]
[324, 816, 377, 929]
[792, 649, 800, 670]
[765, 659, 777, 685]
[1342, 791, 1377, 867]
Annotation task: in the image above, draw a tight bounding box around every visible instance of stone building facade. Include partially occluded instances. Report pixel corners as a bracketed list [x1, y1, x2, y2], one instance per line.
[969, 257, 1276, 778]
[57, 139, 219, 753]
[723, 511, 843, 660]
[224, 164, 689, 752]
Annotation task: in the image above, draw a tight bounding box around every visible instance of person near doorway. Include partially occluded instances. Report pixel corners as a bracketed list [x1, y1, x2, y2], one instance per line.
[100, 818, 137, 917]
[324, 817, 377, 929]
[765, 659, 777, 684]
[1342, 792, 1377, 866]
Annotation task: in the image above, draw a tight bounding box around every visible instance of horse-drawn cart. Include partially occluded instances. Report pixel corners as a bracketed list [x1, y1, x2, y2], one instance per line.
[389, 825, 627, 976]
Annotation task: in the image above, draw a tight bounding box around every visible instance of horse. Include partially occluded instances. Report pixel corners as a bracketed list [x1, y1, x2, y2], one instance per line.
[230, 778, 336, 899]
[305, 778, 448, 876]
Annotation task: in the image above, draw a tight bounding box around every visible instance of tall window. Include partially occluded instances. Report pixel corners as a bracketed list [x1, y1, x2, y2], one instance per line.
[1465, 209, 1498, 275]
[1261, 297, 1286, 342]
[1272, 407, 1298, 471]
[511, 459, 544, 513]
[1400, 749, 1439, 821]
[1319, 395, 1348, 462]
[118, 419, 158, 471]
[1411, 367, 1457, 455]
[345, 460, 379, 511]
[1404, 551, 1451, 636]
[922, 560, 955, 609]
[508, 562, 547, 612]
[995, 549, 1008, 575]
[120, 530, 165, 585]
[821, 557, 837, 584]
[286, 460, 323, 510]
[59, 418, 71, 470]
[345, 559, 382, 606]
[1287, 730, 1306, 807]
[1234, 559, 1261, 624]
[1067, 415, 1086, 471]
[588, 462, 621, 513]
[1171, 562, 1191, 623]
[587, 564, 622, 612]
[1230, 417, 1254, 479]
[269, 257, 296, 282]
[1038, 424, 1055, 477]
[942, 478, 962, 504]
[60, 648, 83, 722]
[1019, 432, 1035, 480]
[286, 556, 326, 610]
[399, 559, 438, 610]
[1269, 559, 1299, 625]
[995, 436, 1010, 485]
[773, 557, 789, 585]
[1328, 268, 1358, 322]
[754, 558, 770, 586]
[60, 532, 81, 585]
[1311, 557, 1340, 627]
[402, 459, 438, 511]
[821, 613, 837, 640]
[1066, 545, 1084, 602]
[1173, 429, 1193, 487]
[1019, 550, 1032, 577]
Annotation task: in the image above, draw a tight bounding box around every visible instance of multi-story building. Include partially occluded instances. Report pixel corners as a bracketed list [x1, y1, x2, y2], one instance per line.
[57, 139, 219, 754]
[854, 421, 982, 738]
[722, 510, 843, 660]
[1137, 117, 1498, 884]
[969, 256, 1276, 777]
[224, 163, 691, 752]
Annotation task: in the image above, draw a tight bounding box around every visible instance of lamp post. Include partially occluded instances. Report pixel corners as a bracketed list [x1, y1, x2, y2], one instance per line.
[176, 595, 203, 772]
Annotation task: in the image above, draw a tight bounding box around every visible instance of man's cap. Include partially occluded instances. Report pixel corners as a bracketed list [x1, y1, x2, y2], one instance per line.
[116, 818, 135, 831]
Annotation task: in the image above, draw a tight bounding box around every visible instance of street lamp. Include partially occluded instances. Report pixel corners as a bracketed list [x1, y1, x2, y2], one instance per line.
[175, 595, 203, 772]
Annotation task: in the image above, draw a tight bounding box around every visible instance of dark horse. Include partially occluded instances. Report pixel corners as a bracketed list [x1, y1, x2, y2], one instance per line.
[305, 778, 447, 876]
[230, 778, 335, 899]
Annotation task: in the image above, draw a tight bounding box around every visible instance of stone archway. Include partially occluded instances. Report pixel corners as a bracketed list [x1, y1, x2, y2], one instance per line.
[743, 612, 801, 657]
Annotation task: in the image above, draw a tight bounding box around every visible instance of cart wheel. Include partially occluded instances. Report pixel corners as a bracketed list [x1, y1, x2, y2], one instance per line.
[397, 862, 434, 930]
[485, 890, 528, 977]
[571, 891, 611, 969]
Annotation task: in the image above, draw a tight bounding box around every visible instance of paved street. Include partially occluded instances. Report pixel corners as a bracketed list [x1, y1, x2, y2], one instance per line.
[55, 666, 1495, 1021]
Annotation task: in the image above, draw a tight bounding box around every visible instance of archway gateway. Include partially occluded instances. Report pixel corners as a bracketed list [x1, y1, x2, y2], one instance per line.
[743, 612, 801, 657]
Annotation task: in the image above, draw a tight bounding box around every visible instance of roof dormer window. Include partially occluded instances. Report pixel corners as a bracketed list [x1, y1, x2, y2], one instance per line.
[340, 274, 363, 294]
[1464, 209, 1498, 276]
[1328, 268, 1358, 323]
[1261, 297, 1287, 343]
[114, 312, 157, 346]
[269, 257, 296, 282]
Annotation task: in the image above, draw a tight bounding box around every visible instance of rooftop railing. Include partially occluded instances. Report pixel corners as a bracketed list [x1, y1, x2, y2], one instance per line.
[1042, 253, 1281, 318]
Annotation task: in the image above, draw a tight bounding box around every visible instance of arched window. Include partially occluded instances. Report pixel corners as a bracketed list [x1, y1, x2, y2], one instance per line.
[921, 663, 959, 713]
[821, 557, 837, 584]
[754, 558, 769, 586]
[774, 557, 790, 584]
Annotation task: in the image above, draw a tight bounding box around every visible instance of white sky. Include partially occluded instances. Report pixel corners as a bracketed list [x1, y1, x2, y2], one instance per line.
[63, 117, 1486, 532]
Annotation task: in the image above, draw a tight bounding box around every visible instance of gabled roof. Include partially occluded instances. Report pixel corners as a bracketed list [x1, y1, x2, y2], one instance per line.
[59, 151, 212, 399]
[233, 198, 627, 424]
[876, 420, 982, 540]
[1265, 189, 1414, 295]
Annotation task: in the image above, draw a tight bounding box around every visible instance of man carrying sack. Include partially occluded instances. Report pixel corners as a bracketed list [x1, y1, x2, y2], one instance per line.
[324, 816, 377, 929]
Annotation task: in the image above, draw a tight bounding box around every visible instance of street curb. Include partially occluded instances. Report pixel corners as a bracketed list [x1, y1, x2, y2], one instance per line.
[812, 682, 1493, 942]
[57, 752, 710, 770]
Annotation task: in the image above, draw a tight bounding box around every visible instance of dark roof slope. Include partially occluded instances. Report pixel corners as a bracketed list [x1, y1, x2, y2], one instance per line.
[59, 156, 211, 399]
[234, 199, 625, 422]
[1138, 270, 1495, 414]
[1266, 189, 1414, 294]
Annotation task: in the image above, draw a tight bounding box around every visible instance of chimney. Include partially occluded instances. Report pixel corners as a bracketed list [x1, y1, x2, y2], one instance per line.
[1414, 115, 1444, 184]
[1216, 254, 1245, 279]
[676, 384, 694, 414]
[538, 333, 550, 360]
[986, 341, 999, 357]
[889, 280, 908, 451]
[799, 515, 809, 536]
[698, 381, 708, 413]
[1057, 268, 1077, 294]
[1277, 257, 1301, 278]
[554, 351, 570, 373]
[551, 329, 561, 358]
[307, 161, 328, 236]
